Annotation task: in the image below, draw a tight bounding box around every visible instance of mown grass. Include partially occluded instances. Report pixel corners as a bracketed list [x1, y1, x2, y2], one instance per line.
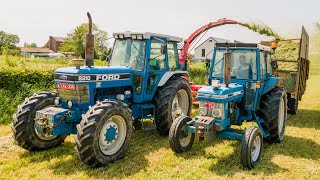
[0, 76, 319, 179]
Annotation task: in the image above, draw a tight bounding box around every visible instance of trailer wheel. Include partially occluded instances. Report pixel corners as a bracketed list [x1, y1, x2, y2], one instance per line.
[11, 92, 67, 151]
[154, 77, 192, 135]
[257, 87, 287, 143]
[241, 126, 263, 169]
[288, 96, 298, 115]
[75, 100, 132, 167]
[169, 115, 195, 153]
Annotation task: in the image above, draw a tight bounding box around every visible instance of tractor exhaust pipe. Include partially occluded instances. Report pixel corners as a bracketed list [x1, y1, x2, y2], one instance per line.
[85, 12, 94, 67]
[224, 44, 231, 87]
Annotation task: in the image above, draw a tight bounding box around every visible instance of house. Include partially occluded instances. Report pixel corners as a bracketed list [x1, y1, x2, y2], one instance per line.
[43, 36, 65, 52]
[194, 37, 231, 61]
[20, 47, 55, 58]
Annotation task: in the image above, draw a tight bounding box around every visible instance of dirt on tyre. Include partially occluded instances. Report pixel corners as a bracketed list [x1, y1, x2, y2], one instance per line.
[241, 126, 263, 169]
[257, 87, 287, 143]
[154, 77, 192, 135]
[169, 115, 195, 153]
[11, 92, 67, 151]
[75, 100, 133, 167]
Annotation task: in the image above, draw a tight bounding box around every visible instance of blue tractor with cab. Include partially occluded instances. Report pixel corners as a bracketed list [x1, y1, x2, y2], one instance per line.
[169, 42, 287, 169]
[12, 13, 192, 167]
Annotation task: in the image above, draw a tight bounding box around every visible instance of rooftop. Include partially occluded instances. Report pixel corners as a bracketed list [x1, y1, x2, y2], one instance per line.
[20, 47, 55, 53]
[113, 32, 183, 42]
[51, 36, 65, 42]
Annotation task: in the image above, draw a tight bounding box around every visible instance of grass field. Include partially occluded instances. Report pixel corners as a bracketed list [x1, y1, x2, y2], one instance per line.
[0, 78, 320, 179]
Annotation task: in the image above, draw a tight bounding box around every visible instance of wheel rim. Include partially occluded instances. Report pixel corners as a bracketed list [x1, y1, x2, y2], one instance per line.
[99, 115, 127, 155]
[278, 97, 285, 134]
[251, 135, 261, 162]
[172, 89, 189, 120]
[179, 124, 192, 147]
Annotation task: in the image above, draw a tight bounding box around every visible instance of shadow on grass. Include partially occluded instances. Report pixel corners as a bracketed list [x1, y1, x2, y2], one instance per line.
[20, 130, 166, 179]
[175, 134, 320, 176]
[287, 109, 320, 129]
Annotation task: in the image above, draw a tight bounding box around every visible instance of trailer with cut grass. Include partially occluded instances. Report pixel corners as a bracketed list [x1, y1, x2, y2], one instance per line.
[270, 27, 310, 114]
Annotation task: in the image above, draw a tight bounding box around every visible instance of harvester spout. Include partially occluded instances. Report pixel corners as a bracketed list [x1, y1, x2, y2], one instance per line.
[85, 12, 94, 67]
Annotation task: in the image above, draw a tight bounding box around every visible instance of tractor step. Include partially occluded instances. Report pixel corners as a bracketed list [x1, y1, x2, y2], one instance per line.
[140, 104, 157, 131]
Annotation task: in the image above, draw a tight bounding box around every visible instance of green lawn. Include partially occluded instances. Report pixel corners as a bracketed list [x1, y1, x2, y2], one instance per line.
[0, 74, 319, 179]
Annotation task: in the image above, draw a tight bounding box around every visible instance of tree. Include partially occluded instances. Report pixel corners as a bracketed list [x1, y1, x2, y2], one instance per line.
[60, 23, 109, 59]
[24, 42, 37, 48]
[0, 31, 20, 54]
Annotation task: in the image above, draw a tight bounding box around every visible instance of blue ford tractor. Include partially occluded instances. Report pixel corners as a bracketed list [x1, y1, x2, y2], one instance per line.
[12, 13, 192, 167]
[169, 42, 287, 169]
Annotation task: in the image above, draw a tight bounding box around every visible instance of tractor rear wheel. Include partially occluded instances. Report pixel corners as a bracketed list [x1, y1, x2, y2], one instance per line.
[11, 92, 67, 150]
[257, 87, 287, 143]
[154, 77, 192, 135]
[75, 100, 133, 167]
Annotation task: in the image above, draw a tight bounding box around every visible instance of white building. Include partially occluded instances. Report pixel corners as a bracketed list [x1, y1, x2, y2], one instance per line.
[194, 37, 231, 61]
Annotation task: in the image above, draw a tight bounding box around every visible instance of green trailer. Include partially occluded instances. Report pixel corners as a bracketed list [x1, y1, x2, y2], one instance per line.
[273, 26, 310, 114]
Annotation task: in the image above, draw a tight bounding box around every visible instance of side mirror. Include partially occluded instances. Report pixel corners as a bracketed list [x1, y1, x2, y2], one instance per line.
[271, 60, 278, 70]
[160, 43, 167, 54]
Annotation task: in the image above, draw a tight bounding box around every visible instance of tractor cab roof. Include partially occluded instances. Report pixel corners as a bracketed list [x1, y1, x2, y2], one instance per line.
[215, 42, 271, 52]
[113, 32, 183, 42]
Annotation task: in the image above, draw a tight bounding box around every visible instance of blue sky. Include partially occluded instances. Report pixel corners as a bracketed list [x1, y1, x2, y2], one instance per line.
[0, 0, 319, 47]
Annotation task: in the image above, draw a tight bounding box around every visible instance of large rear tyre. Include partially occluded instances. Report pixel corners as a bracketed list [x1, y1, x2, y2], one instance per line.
[257, 87, 287, 143]
[169, 116, 195, 153]
[240, 126, 263, 169]
[11, 92, 67, 151]
[75, 100, 133, 167]
[154, 77, 192, 135]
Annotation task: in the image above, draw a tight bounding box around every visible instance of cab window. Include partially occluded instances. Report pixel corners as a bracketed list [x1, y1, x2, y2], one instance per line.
[168, 42, 180, 69]
[149, 39, 166, 71]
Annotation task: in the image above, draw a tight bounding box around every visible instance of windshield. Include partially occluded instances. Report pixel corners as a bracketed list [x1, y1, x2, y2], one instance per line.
[109, 39, 146, 71]
[212, 49, 257, 80]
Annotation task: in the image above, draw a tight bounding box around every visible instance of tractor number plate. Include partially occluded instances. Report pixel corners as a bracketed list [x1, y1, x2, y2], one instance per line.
[57, 83, 75, 90]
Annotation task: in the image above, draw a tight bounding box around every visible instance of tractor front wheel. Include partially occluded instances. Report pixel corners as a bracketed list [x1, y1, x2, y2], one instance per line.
[169, 115, 195, 153]
[75, 100, 133, 167]
[240, 126, 263, 169]
[11, 92, 67, 150]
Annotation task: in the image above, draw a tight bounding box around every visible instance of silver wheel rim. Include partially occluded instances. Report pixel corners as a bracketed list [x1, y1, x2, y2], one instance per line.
[179, 124, 192, 147]
[172, 89, 189, 120]
[278, 97, 285, 135]
[34, 114, 57, 141]
[251, 135, 261, 162]
[99, 115, 127, 155]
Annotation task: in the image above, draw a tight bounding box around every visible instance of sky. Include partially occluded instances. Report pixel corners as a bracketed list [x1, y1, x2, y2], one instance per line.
[0, 0, 319, 48]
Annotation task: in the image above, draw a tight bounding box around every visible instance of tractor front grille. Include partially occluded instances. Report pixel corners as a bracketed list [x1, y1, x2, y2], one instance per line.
[56, 83, 89, 102]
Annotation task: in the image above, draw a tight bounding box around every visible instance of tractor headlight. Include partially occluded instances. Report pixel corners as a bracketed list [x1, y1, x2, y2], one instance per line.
[67, 100, 73, 108]
[54, 98, 60, 106]
[212, 109, 222, 118]
[199, 107, 207, 116]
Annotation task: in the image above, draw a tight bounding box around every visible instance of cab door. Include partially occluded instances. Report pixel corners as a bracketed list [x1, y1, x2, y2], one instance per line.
[143, 37, 168, 102]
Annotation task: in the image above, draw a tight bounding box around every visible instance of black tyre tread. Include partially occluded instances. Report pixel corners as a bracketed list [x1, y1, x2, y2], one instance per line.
[240, 126, 263, 169]
[154, 77, 192, 135]
[75, 100, 133, 167]
[11, 92, 67, 151]
[169, 115, 195, 153]
[257, 87, 287, 143]
[287, 96, 298, 115]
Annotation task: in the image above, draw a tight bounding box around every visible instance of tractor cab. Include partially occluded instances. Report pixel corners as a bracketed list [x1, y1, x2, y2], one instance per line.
[201, 43, 279, 111]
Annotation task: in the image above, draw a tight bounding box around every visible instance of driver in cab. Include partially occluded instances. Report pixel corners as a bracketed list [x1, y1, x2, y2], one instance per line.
[234, 55, 252, 79]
